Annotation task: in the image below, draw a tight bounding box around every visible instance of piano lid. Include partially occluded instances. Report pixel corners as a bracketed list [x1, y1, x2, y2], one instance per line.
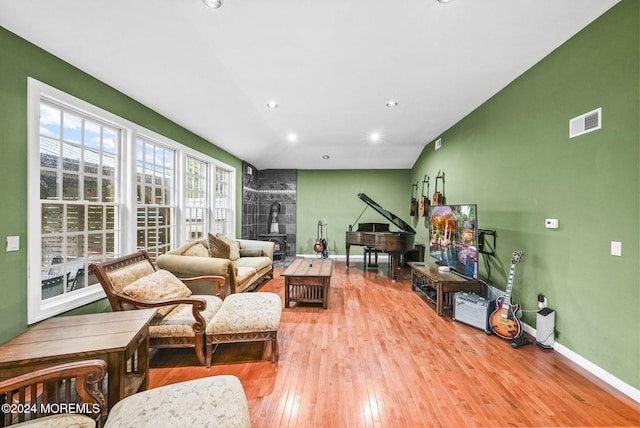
[357, 193, 416, 234]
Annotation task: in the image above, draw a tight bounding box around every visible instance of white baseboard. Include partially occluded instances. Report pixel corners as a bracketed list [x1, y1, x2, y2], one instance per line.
[521, 322, 639, 403]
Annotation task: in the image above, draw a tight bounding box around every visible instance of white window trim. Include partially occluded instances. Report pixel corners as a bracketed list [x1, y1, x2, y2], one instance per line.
[27, 78, 235, 324]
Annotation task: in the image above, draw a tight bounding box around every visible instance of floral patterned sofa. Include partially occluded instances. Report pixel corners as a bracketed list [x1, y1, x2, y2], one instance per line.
[157, 235, 275, 296]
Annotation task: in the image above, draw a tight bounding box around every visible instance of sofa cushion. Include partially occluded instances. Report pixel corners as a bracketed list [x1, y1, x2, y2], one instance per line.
[182, 242, 209, 257]
[239, 248, 263, 257]
[216, 234, 241, 261]
[208, 234, 240, 261]
[233, 256, 273, 273]
[235, 266, 257, 288]
[150, 295, 223, 337]
[208, 233, 231, 259]
[123, 270, 192, 317]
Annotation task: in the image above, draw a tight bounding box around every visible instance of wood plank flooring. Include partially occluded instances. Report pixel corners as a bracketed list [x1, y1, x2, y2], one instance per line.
[148, 261, 640, 427]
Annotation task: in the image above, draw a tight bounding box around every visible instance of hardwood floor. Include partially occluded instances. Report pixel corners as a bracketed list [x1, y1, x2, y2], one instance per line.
[149, 261, 640, 427]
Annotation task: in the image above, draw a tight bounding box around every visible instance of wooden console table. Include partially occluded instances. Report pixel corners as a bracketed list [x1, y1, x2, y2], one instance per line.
[0, 309, 155, 410]
[281, 258, 334, 309]
[409, 261, 482, 316]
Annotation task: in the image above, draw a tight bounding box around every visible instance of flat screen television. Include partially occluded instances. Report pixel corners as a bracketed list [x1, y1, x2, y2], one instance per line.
[428, 204, 478, 279]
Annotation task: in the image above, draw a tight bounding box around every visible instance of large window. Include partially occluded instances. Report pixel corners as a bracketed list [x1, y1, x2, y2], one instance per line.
[136, 138, 176, 261]
[214, 167, 232, 235]
[38, 101, 120, 302]
[185, 156, 209, 241]
[28, 79, 235, 323]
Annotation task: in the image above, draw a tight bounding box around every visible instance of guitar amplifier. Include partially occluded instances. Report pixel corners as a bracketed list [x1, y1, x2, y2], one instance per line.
[453, 292, 496, 333]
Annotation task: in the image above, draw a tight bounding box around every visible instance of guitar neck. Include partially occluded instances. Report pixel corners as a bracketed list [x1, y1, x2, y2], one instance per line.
[502, 264, 516, 308]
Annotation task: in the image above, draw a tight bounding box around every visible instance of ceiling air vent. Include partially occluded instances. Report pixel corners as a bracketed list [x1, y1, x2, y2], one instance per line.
[569, 108, 601, 138]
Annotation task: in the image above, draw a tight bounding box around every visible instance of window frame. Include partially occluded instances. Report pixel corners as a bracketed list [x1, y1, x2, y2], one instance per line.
[27, 78, 235, 324]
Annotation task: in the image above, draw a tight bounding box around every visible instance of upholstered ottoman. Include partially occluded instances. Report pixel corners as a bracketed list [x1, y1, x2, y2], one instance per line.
[104, 375, 250, 428]
[205, 292, 282, 367]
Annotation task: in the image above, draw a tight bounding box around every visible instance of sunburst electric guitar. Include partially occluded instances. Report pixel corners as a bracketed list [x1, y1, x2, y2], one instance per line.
[489, 251, 523, 340]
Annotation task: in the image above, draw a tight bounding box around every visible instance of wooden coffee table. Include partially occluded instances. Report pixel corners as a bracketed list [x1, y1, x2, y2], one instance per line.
[281, 258, 334, 309]
[0, 309, 155, 410]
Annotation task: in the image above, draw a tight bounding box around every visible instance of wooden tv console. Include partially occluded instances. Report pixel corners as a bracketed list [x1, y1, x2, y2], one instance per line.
[408, 261, 483, 316]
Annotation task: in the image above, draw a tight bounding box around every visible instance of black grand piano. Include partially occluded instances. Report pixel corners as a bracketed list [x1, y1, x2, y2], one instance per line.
[346, 193, 416, 281]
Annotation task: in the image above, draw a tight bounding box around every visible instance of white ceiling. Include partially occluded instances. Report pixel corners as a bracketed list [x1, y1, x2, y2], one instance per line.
[0, 0, 619, 170]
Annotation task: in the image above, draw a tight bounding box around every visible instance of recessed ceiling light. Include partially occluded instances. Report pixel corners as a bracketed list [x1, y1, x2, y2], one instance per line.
[202, 0, 222, 8]
[322, 155, 330, 160]
[386, 101, 398, 107]
[437, 0, 452, 3]
[370, 132, 381, 143]
[266, 101, 279, 109]
[287, 133, 297, 143]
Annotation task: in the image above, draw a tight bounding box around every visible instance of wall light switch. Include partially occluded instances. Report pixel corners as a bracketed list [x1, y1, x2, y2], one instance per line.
[611, 241, 622, 257]
[6, 236, 19, 252]
[545, 218, 559, 229]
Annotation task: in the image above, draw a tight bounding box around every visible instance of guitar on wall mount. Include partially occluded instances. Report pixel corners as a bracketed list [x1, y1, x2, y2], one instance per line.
[418, 175, 430, 217]
[489, 251, 523, 340]
[410, 181, 418, 216]
[432, 171, 444, 206]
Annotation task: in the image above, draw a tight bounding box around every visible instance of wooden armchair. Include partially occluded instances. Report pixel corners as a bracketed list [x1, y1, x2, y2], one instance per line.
[0, 359, 106, 427]
[0, 359, 251, 428]
[89, 250, 226, 366]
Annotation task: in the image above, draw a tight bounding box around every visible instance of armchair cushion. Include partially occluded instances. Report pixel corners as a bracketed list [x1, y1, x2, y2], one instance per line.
[151, 295, 223, 337]
[103, 375, 250, 428]
[206, 292, 282, 335]
[122, 270, 192, 317]
[107, 260, 156, 293]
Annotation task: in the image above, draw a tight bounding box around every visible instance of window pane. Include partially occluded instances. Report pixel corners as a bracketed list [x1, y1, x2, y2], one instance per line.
[102, 178, 116, 202]
[40, 137, 60, 169]
[62, 142, 80, 172]
[87, 205, 103, 230]
[66, 234, 85, 258]
[41, 204, 64, 234]
[84, 176, 98, 201]
[40, 170, 58, 200]
[67, 204, 85, 232]
[84, 121, 101, 152]
[62, 173, 79, 200]
[87, 233, 103, 257]
[40, 104, 61, 138]
[63, 112, 82, 144]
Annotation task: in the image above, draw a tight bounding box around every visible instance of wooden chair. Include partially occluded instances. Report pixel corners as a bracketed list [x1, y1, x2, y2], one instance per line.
[90, 250, 226, 366]
[0, 359, 252, 428]
[0, 359, 106, 427]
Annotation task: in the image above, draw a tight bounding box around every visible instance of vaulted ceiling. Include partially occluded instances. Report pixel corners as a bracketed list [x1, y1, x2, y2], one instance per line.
[0, 0, 620, 169]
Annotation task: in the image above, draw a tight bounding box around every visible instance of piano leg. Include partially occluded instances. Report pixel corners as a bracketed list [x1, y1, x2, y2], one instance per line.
[346, 244, 350, 268]
[388, 253, 399, 282]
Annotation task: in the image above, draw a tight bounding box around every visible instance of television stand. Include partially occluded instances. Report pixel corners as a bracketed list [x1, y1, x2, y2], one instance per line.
[409, 260, 483, 316]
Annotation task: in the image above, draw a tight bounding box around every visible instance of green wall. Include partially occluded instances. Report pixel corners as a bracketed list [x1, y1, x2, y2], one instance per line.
[0, 26, 244, 342]
[411, 1, 639, 388]
[296, 169, 411, 255]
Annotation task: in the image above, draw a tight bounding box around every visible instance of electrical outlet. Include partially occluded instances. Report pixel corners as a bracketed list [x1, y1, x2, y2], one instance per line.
[537, 293, 547, 309]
